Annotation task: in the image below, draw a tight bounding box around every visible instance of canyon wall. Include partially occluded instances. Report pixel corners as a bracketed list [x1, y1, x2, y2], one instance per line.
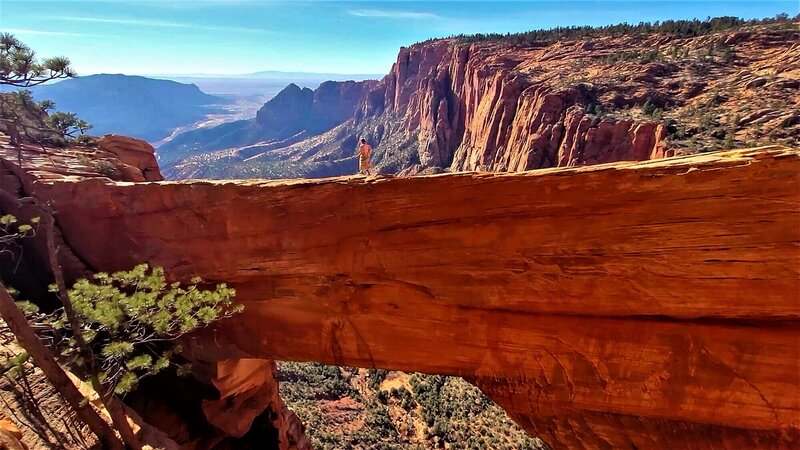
[355, 27, 797, 176]
[356, 41, 668, 173]
[163, 26, 798, 180]
[4, 137, 798, 448]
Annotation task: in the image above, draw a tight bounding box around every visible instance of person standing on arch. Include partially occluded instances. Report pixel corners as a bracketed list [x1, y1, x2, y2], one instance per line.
[357, 138, 372, 175]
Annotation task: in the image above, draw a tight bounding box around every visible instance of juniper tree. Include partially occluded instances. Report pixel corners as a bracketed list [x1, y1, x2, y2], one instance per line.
[45, 264, 241, 396]
[45, 111, 92, 138]
[1, 204, 243, 449]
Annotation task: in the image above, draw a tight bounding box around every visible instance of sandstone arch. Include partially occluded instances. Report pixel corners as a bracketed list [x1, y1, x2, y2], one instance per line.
[3, 141, 799, 449]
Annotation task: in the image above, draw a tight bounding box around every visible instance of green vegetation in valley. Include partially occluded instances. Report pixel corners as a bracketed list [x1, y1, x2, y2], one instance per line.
[278, 362, 547, 450]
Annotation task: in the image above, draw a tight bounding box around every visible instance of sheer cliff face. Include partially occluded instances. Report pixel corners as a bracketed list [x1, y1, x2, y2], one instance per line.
[267, 39, 669, 175]
[354, 30, 790, 174]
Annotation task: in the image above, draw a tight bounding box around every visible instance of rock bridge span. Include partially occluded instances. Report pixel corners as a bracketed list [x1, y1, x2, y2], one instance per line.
[4, 143, 799, 449]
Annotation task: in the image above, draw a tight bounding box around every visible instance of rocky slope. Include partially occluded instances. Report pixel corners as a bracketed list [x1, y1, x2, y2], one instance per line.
[158, 80, 376, 171]
[163, 20, 798, 179]
[4, 134, 798, 449]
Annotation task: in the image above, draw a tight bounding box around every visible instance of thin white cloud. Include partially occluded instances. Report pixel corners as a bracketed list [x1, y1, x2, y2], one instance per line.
[114, 0, 264, 10]
[49, 15, 272, 34]
[347, 9, 442, 20]
[2, 28, 96, 37]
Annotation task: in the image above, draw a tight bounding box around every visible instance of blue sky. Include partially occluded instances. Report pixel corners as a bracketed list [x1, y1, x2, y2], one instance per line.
[1, 1, 796, 76]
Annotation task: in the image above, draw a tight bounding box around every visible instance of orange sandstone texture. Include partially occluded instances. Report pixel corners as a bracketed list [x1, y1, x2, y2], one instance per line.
[96, 134, 163, 182]
[0, 134, 162, 183]
[199, 360, 310, 450]
[13, 146, 800, 449]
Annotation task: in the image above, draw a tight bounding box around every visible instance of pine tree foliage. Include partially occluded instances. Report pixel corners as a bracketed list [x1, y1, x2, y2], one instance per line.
[0, 214, 39, 258]
[44, 111, 92, 138]
[23, 264, 242, 396]
[425, 14, 796, 45]
[0, 214, 37, 241]
[0, 33, 75, 87]
[0, 35, 90, 145]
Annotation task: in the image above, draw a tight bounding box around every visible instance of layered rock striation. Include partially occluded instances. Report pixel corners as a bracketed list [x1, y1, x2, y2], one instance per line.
[355, 40, 670, 172]
[3, 136, 798, 448]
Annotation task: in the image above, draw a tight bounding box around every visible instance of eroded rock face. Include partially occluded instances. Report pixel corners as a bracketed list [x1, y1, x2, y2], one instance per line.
[360, 41, 671, 172]
[199, 360, 310, 450]
[97, 134, 163, 181]
[255, 84, 315, 132]
[0, 135, 300, 449]
[5, 141, 798, 449]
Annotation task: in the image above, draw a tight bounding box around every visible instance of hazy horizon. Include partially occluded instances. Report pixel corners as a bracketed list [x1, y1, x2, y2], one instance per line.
[142, 69, 385, 78]
[2, 1, 796, 76]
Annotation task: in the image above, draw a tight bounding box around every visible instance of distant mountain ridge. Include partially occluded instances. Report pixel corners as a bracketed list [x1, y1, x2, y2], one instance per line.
[151, 71, 383, 96]
[158, 80, 376, 170]
[148, 70, 383, 80]
[242, 71, 383, 81]
[26, 74, 226, 141]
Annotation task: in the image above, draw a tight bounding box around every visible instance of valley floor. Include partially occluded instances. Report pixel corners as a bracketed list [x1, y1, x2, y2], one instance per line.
[278, 362, 548, 450]
[153, 94, 269, 148]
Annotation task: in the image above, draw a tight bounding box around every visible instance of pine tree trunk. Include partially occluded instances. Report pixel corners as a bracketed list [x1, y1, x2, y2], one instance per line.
[43, 211, 143, 450]
[0, 283, 125, 450]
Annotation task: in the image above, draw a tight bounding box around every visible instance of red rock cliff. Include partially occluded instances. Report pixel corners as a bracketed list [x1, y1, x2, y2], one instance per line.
[0, 136, 305, 450]
[350, 28, 797, 175]
[356, 39, 678, 172]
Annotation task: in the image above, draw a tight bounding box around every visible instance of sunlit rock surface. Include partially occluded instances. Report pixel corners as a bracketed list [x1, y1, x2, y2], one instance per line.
[3, 135, 797, 448]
